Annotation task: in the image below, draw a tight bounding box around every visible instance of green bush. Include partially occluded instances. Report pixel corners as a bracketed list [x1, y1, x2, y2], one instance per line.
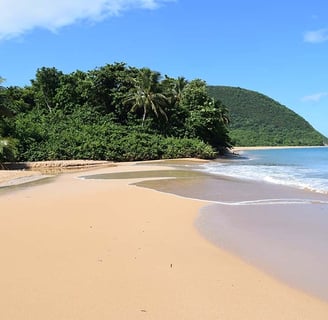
[12, 108, 217, 161]
[161, 137, 216, 159]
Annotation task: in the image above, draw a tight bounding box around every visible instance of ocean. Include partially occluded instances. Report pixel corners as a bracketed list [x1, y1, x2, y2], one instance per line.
[199, 147, 328, 194]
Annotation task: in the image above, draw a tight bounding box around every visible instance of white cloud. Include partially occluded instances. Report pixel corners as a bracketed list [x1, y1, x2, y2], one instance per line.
[301, 92, 328, 102]
[0, 0, 173, 40]
[304, 28, 328, 43]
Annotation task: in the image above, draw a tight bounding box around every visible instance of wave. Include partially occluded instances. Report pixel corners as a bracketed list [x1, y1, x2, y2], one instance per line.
[200, 161, 328, 195]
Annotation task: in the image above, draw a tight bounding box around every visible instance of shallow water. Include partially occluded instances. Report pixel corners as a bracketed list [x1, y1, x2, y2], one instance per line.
[81, 169, 207, 181]
[199, 147, 328, 194]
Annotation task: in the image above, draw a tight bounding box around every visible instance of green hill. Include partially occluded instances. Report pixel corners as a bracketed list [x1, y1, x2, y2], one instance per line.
[207, 86, 327, 146]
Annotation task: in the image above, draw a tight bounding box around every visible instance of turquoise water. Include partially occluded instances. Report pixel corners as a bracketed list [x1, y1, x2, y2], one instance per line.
[200, 147, 328, 194]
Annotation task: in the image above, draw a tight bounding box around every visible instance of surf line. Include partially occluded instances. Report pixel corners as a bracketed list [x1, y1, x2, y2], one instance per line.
[209, 198, 328, 206]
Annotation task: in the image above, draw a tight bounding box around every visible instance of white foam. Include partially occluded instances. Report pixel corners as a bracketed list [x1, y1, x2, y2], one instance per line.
[200, 162, 328, 194]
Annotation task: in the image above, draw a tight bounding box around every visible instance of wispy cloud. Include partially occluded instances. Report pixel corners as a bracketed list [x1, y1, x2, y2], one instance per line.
[301, 92, 328, 102]
[0, 0, 174, 40]
[304, 28, 328, 43]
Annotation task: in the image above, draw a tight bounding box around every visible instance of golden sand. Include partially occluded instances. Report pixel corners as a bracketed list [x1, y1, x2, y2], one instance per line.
[0, 164, 327, 319]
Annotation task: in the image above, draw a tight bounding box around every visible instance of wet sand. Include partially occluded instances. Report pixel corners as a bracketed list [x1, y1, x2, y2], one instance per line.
[195, 191, 328, 302]
[0, 170, 43, 187]
[1, 163, 328, 319]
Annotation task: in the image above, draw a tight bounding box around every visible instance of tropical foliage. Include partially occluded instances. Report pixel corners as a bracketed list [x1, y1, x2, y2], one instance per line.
[0, 64, 231, 162]
[0, 77, 18, 163]
[124, 68, 168, 125]
[207, 86, 327, 146]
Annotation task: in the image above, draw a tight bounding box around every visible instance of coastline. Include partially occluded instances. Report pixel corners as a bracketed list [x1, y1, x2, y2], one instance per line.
[1, 162, 328, 319]
[233, 145, 328, 152]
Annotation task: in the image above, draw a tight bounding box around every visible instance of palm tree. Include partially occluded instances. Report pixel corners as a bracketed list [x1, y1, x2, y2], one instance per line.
[125, 68, 168, 125]
[162, 75, 188, 106]
[213, 98, 230, 126]
[173, 76, 188, 104]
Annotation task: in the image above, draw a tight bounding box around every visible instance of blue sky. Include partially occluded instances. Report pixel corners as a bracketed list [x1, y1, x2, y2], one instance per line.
[1, 0, 328, 136]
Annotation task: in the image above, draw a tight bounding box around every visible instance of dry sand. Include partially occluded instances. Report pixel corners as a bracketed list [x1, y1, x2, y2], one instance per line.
[1, 163, 328, 319]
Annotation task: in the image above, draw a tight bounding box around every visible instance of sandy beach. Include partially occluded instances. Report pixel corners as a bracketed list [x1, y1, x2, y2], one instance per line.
[1, 163, 328, 319]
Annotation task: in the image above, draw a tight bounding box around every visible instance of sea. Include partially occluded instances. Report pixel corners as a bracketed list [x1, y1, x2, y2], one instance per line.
[200, 146, 328, 194]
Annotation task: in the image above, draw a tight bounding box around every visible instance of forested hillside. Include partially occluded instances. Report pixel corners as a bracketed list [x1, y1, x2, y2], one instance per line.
[208, 86, 327, 146]
[0, 64, 231, 163]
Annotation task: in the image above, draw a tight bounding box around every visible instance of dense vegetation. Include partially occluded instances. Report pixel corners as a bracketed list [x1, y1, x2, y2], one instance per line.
[2, 66, 326, 164]
[0, 77, 18, 164]
[207, 86, 327, 146]
[0, 64, 231, 163]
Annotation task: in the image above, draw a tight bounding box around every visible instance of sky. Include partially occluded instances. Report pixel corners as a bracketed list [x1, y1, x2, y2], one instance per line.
[1, 0, 328, 137]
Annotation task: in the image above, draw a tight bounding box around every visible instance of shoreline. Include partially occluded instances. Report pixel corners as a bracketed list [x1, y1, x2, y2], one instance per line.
[233, 145, 327, 152]
[1, 163, 328, 318]
[132, 163, 328, 302]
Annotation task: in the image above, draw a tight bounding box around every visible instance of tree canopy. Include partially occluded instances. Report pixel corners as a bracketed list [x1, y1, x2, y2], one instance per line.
[0, 64, 231, 162]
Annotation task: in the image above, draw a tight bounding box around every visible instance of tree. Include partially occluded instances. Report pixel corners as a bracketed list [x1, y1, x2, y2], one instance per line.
[158, 75, 189, 136]
[162, 75, 188, 105]
[0, 77, 14, 133]
[181, 80, 231, 151]
[124, 68, 168, 125]
[213, 98, 230, 126]
[53, 70, 92, 114]
[0, 77, 12, 117]
[31, 67, 63, 112]
[88, 63, 139, 122]
[0, 77, 18, 164]
[180, 79, 209, 110]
